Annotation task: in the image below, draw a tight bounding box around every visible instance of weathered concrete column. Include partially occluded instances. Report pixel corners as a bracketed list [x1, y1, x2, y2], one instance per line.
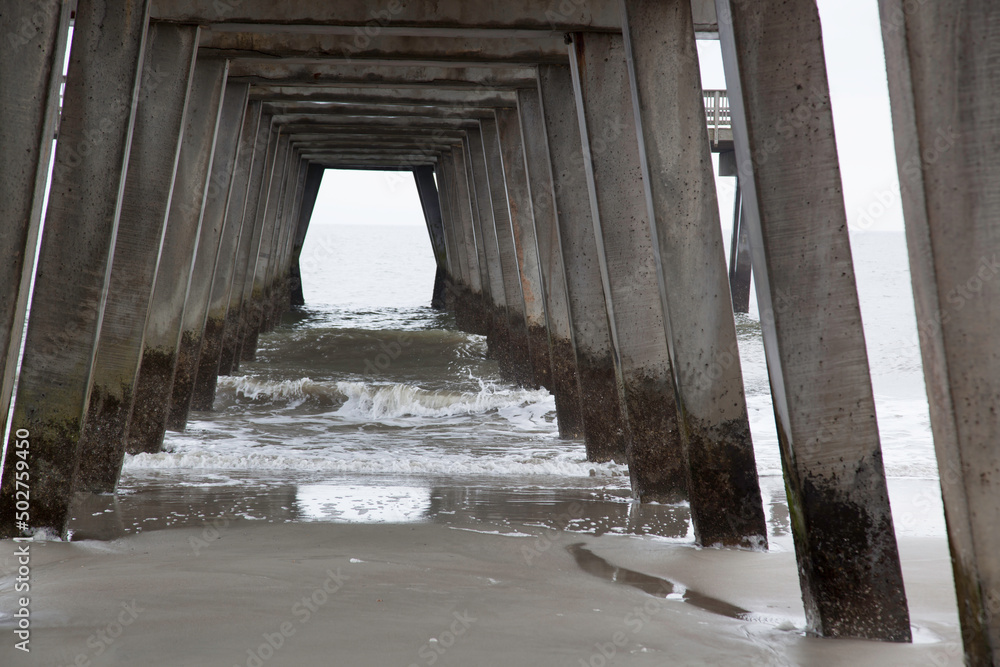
[219, 110, 269, 375]
[620, 0, 766, 545]
[536, 64, 627, 462]
[167, 78, 245, 430]
[269, 157, 307, 324]
[450, 145, 490, 336]
[516, 87, 585, 439]
[414, 165, 451, 310]
[433, 156, 464, 314]
[261, 152, 303, 332]
[466, 128, 513, 376]
[126, 57, 228, 455]
[879, 0, 1000, 660]
[728, 181, 752, 313]
[495, 107, 552, 391]
[191, 99, 262, 409]
[568, 31, 687, 501]
[235, 125, 280, 362]
[75, 22, 200, 493]
[460, 138, 494, 333]
[0, 0, 72, 440]
[231, 119, 276, 368]
[0, 0, 150, 537]
[288, 163, 324, 307]
[717, 0, 910, 640]
[256, 148, 293, 334]
[482, 117, 535, 386]
[253, 137, 295, 340]
[240, 132, 288, 361]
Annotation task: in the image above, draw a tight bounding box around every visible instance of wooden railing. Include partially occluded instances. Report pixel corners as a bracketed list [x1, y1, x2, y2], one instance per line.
[703, 89, 731, 145]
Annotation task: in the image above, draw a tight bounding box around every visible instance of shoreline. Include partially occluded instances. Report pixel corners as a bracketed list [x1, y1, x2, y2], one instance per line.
[0, 474, 960, 666]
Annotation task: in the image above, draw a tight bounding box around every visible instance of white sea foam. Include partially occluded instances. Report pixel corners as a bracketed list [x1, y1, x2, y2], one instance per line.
[334, 380, 551, 420]
[124, 447, 626, 478]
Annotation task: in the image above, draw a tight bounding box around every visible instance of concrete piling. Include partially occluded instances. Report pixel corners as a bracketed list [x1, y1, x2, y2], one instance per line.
[536, 64, 627, 463]
[448, 147, 491, 336]
[620, 0, 766, 545]
[218, 109, 269, 375]
[879, 0, 1000, 659]
[481, 116, 535, 387]
[287, 163, 325, 308]
[495, 108, 553, 391]
[465, 128, 513, 377]
[435, 156, 468, 317]
[240, 133, 288, 362]
[127, 57, 228, 455]
[515, 87, 586, 439]
[191, 98, 262, 410]
[269, 159, 308, 324]
[413, 165, 451, 310]
[75, 22, 200, 493]
[0, 0, 151, 536]
[568, 31, 687, 502]
[166, 77, 244, 430]
[728, 181, 752, 313]
[0, 0, 71, 442]
[717, 0, 910, 639]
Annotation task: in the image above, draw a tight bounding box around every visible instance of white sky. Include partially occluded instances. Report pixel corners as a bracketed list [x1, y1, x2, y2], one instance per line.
[310, 0, 903, 233]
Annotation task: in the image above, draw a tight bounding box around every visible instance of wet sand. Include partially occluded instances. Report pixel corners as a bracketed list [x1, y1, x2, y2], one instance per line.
[0, 476, 962, 666]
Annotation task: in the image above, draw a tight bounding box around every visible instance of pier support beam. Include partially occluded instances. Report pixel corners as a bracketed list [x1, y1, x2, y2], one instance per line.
[167, 76, 243, 430]
[0, 0, 71, 440]
[495, 108, 552, 391]
[481, 117, 535, 387]
[288, 163, 324, 308]
[219, 115, 272, 375]
[537, 64, 627, 462]
[568, 32, 686, 501]
[728, 180, 752, 313]
[466, 127, 512, 377]
[461, 138, 495, 337]
[879, 0, 1000, 660]
[717, 0, 910, 639]
[268, 157, 307, 325]
[261, 153, 301, 332]
[620, 0, 766, 544]
[240, 134, 289, 362]
[127, 57, 228, 454]
[0, 0, 150, 536]
[435, 157, 466, 315]
[75, 22, 199, 492]
[191, 99, 262, 410]
[517, 87, 585, 439]
[450, 146, 490, 336]
[414, 165, 450, 310]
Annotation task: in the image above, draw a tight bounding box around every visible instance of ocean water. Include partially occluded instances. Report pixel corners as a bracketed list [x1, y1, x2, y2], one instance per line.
[110, 224, 940, 543]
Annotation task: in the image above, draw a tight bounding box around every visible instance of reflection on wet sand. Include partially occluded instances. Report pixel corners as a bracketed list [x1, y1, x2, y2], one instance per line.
[67, 476, 696, 542]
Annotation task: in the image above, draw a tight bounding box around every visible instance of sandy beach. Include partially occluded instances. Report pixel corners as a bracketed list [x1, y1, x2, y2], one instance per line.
[0, 475, 962, 667]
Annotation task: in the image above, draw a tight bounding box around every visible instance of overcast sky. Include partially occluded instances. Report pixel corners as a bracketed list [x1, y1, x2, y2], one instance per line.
[310, 0, 903, 234]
